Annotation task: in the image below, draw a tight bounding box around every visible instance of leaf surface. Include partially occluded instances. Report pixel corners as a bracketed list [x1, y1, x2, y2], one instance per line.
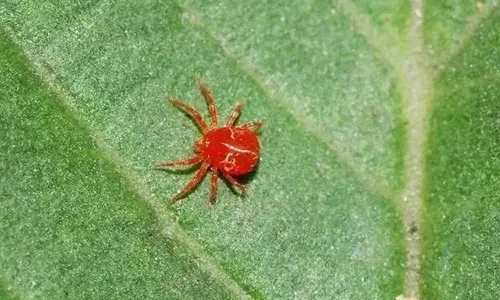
[1, 1, 498, 299]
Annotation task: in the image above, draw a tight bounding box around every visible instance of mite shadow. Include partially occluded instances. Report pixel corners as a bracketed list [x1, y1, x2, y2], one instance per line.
[223, 160, 261, 198]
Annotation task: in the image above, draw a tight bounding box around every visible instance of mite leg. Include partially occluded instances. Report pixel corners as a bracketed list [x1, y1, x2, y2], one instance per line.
[239, 121, 263, 133]
[197, 78, 218, 127]
[154, 155, 200, 169]
[208, 168, 219, 207]
[168, 97, 208, 133]
[220, 172, 248, 193]
[225, 103, 243, 126]
[171, 162, 210, 203]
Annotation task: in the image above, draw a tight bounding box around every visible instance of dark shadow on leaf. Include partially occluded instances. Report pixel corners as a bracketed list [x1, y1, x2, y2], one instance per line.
[221, 160, 261, 200]
[236, 159, 261, 185]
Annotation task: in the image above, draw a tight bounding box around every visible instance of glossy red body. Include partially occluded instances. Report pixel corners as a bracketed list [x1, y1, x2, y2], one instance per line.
[196, 127, 260, 175]
[155, 79, 262, 206]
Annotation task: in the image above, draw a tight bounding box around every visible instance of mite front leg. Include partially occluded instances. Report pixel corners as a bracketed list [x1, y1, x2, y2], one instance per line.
[225, 103, 243, 126]
[171, 162, 210, 203]
[197, 78, 218, 127]
[168, 96, 208, 133]
[154, 155, 201, 169]
[239, 121, 263, 133]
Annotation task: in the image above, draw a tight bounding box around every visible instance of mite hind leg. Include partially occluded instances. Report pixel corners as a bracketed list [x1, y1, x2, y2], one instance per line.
[155, 155, 201, 169]
[170, 162, 210, 204]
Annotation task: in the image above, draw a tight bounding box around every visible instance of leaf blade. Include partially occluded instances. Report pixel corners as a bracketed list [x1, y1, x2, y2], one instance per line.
[422, 9, 500, 299]
[0, 28, 241, 300]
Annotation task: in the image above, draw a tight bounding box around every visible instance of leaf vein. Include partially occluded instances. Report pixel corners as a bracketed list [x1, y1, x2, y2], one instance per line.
[1, 22, 254, 300]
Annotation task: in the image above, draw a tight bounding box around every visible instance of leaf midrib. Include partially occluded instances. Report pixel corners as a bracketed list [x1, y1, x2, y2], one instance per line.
[334, 0, 495, 297]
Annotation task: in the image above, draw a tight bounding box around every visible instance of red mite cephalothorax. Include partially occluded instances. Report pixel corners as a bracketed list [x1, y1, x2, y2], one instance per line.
[155, 79, 262, 206]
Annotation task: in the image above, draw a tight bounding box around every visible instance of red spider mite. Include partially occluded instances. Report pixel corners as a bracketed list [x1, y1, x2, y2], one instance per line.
[155, 79, 262, 206]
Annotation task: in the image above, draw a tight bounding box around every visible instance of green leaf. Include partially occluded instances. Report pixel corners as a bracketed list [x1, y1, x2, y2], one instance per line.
[422, 9, 500, 300]
[0, 1, 498, 299]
